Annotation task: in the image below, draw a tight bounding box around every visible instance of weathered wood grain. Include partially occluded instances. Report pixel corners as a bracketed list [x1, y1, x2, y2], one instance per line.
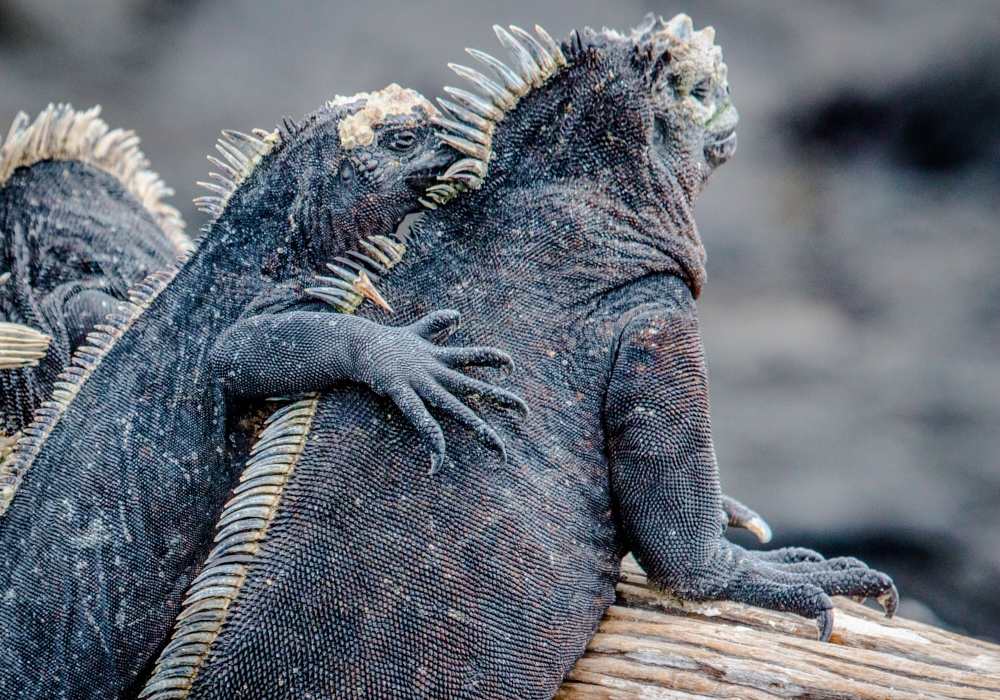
[555, 557, 1000, 699]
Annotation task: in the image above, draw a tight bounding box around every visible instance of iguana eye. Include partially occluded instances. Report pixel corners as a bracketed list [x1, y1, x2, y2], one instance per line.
[691, 81, 711, 103]
[390, 131, 416, 151]
[340, 160, 355, 185]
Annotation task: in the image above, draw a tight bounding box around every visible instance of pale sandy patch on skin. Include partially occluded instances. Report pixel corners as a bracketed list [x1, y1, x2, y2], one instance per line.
[334, 83, 437, 150]
[640, 14, 730, 126]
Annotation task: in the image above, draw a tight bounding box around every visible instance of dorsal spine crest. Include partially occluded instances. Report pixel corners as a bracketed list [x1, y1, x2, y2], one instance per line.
[138, 395, 319, 700]
[0, 104, 191, 255]
[427, 24, 567, 208]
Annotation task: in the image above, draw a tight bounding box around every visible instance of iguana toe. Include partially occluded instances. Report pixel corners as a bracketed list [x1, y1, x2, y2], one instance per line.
[750, 546, 824, 564]
[720, 547, 897, 641]
[406, 308, 462, 340]
[721, 494, 772, 543]
[435, 367, 529, 418]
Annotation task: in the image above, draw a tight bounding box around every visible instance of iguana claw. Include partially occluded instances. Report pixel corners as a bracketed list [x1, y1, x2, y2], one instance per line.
[879, 584, 899, 618]
[721, 494, 773, 543]
[817, 606, 835, 642]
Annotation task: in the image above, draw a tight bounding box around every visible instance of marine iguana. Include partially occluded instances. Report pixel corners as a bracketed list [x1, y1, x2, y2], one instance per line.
[139, 16, 897, 699]
[0, 104, 191, 436]
[0, 104, 770, 540]
[0, 84, 528, 699]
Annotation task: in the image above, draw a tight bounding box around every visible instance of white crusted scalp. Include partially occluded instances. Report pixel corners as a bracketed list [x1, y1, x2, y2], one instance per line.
[331, 83, 438, 150]
[632, 13, 729, 126]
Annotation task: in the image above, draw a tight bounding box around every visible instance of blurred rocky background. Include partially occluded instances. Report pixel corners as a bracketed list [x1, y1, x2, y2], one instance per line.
[0, 0, 996, 639]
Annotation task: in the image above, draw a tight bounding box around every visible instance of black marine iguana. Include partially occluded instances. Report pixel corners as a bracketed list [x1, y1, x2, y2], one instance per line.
[0, 105, 191, 437]
[0, 91, 771, 700]
[0, 84, 529, 699]
[139, 16, 897, 700]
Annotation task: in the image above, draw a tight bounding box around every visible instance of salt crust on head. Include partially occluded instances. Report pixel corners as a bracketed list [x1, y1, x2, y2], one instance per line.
[631, 13, 729, 126]
[332, 83, 438, 150]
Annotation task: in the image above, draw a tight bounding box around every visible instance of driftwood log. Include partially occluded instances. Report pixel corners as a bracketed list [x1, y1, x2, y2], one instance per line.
[556, 557, 1000, 699]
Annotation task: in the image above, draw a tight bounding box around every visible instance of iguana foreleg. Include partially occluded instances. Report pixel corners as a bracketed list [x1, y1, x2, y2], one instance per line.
[210, 309, 528, 472]
[605, 281, 897, 642]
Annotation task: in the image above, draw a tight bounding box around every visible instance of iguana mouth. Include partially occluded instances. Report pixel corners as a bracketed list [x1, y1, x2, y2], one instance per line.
[705, 124, 737, 168]
[405, 165, 447, 189]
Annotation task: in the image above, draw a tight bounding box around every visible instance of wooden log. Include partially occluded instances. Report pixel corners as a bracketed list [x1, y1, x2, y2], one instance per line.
[556, 557, 1000, 699]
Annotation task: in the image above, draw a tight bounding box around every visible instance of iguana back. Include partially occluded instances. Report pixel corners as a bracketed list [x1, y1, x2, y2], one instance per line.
[0, 105, 190, 435]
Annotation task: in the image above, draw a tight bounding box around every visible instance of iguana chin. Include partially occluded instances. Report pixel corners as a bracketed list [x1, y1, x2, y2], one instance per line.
[0, 84, 527, 700]
[0, 104, 191, 436]
[140, 15, 897, 699]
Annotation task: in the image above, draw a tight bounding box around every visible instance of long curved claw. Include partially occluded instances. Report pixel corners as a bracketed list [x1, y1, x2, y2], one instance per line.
[744, 515, 773, 544]
[721, 494, 773, 543]
[817, 607, 835, 642]
[879, 584, 899, 618]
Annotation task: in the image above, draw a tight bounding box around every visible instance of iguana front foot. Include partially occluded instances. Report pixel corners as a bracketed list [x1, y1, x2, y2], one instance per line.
[391, 310, 529, 472]
[210, 309, 528, 474]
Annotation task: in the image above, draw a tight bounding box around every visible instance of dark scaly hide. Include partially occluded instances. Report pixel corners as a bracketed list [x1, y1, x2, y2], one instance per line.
[0, 105, 189, 437]
[0, 93, 453, 699]
[176, 16, 894, 700]
[177, 19, 716, 700]
[0, 160, 180, 433]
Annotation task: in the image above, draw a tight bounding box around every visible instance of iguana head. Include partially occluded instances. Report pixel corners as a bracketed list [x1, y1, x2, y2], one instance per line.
[198, 84, 453, 271]
[317, 84, 453, 255]
[633, 13, 737, 182]
[429, 14, 735, 207]
[425, 15, 736, 296]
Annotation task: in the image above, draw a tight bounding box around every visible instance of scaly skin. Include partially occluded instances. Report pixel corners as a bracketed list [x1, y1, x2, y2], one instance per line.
[0, 86, 524, 700]
[0, 105, 188, 435]
[156, 16, 896, 699]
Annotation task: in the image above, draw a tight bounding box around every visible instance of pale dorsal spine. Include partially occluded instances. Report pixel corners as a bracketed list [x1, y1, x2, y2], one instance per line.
[0, 322, 50, 370]
[193, 128, 280, 220]
[138, 395, 319, 700]
[426, 24, 567, 208]
[0, 104, 191, 255]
